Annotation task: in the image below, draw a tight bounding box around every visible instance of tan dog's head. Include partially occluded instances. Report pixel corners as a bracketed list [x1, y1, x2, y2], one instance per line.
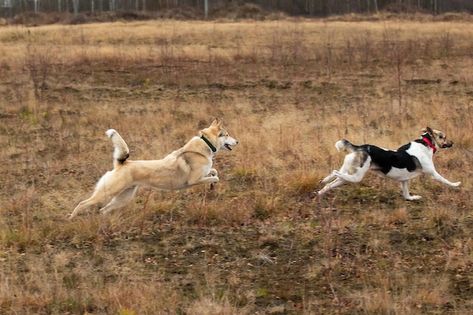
[422, 127, 453, 149]
[200, 118, 238, 151]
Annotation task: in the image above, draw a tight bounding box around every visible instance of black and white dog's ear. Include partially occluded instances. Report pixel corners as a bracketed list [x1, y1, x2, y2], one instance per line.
[422, 126, 434, 135]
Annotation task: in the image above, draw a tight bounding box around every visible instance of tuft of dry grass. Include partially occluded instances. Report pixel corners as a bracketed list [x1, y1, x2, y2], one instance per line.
[1, 18, 472, 314]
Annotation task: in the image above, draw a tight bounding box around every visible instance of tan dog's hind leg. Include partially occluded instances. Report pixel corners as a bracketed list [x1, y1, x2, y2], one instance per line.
[69, 171, 130, 219]
[100, 186, 138, 215]
[69, 191, 106, 219]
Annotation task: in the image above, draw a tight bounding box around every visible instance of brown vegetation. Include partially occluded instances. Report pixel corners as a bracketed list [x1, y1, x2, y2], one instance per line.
[0, 19, 472, 314]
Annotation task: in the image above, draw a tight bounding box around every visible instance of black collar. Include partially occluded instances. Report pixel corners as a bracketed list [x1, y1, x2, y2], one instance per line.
[201, 135, 217, 153]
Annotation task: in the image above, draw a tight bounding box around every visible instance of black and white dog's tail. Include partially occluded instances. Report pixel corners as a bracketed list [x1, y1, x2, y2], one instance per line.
[106, 129, 129, 168]
[335, 139, 358, 153]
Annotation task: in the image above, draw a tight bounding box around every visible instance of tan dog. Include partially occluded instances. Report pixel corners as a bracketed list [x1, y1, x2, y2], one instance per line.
[69, 119, 238, 219]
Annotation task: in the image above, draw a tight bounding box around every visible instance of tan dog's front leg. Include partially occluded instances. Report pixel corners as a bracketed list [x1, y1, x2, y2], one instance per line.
[208, 168, 218, 190]
[187, 168, 219, 187]
[208, 168, 218, 177]
[187, 176, 219, 187]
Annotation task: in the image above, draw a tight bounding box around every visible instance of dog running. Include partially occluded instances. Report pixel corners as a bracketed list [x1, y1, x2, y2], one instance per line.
[317, 127, 460, 200]
[69, 118, 238, 219]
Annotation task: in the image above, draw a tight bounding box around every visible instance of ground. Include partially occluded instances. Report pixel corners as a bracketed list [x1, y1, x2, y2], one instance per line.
[0, 18, 473, 314]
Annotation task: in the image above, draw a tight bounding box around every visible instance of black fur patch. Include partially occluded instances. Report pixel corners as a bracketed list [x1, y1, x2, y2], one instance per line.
[358, 143, 421, 175]
[414, 133, 433, 148]
[117, 153, 129, 163]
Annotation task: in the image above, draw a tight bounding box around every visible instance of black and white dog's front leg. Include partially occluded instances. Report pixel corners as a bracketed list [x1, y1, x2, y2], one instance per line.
[400, 180, 422, 201]
[431, 170, 461, 187]
[423, 166, 461, 187]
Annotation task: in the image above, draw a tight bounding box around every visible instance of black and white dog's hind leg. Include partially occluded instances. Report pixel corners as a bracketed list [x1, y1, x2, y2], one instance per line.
[331, 151, 371, 183]
[318, 177, 347, 196]
[318, 152, 371, 196]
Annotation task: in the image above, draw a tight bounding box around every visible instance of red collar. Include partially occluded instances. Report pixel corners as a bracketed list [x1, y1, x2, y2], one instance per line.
[422, 136, 437, 154]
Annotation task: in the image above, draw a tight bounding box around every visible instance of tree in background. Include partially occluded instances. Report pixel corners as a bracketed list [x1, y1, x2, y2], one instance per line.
[1, 0, 472, 18]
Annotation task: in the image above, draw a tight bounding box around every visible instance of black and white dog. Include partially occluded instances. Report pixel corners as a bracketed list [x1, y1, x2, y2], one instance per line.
[317, 127, 461, 200]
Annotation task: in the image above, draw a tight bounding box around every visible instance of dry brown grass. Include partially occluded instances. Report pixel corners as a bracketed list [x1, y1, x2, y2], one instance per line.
[1, 18, 473, 314]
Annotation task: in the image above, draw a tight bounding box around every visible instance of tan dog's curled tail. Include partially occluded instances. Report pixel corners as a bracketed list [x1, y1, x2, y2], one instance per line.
[335, 139, 357, 153]
[106, 129, 129, 168]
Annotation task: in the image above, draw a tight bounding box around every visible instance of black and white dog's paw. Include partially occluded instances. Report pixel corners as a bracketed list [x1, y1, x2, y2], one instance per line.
[333, 170, 343, 177]
[406, 195, 422, 201]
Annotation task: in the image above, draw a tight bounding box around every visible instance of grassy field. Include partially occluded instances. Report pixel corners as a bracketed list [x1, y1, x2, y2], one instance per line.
[1, 18, 473, 314]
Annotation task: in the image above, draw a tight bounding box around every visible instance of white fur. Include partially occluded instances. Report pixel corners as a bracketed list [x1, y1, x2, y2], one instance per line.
[385, 167, 421, 181]
[106, 129, 129, 164]
[105, 129, 115, 138]
[335, 140, 345, 152]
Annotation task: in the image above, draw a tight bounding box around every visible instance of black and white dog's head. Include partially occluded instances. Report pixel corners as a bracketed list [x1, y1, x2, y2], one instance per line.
[422, 127, 453, 149]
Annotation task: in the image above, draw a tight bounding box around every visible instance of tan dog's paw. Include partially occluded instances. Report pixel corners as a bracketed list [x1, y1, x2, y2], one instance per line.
[208, 168, 218, 177]
[209, 176, 219, 190]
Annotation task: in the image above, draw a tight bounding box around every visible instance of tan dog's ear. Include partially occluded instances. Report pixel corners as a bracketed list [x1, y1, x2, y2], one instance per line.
[210, 118, 219, 127]
[210, 118, 223, 128]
